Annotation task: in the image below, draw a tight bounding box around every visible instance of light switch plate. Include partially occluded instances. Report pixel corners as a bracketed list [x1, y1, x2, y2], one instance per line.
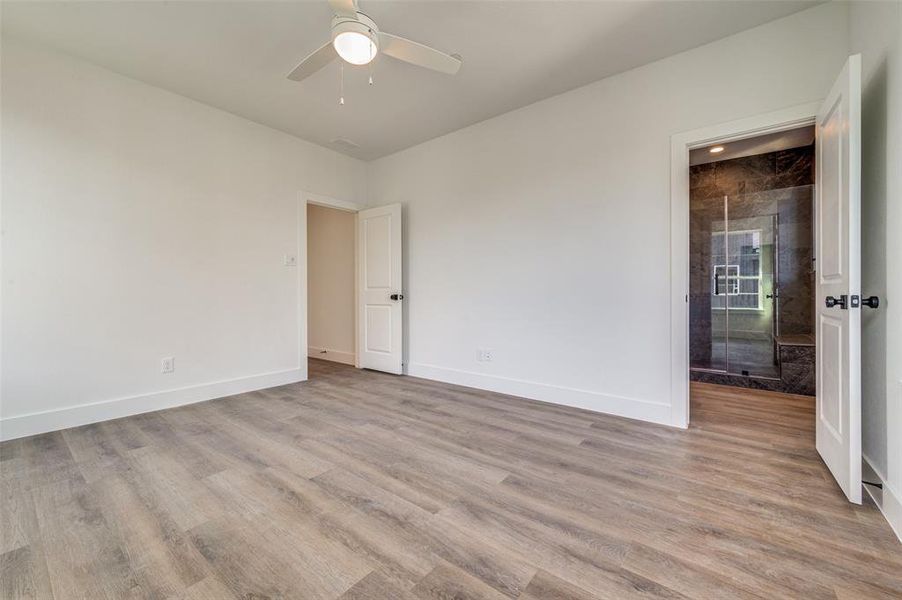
[283, 254, 297, 267]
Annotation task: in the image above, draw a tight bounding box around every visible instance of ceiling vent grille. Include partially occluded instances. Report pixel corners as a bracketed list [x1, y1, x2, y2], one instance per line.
[331, 137, 361, 152]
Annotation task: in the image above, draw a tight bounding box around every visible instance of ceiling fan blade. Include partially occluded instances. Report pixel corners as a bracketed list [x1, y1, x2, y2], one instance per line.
[377, 32, 461, 75]
[287, 41, 337, 82]
[328, 0, 358, 18]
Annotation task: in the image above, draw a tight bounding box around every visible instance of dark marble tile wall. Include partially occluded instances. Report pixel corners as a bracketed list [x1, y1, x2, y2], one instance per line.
[690, 340, 815, 397]
[689, 144, 815, 395]
[779, 343, 816, 396]
[690, 145, 814, 198]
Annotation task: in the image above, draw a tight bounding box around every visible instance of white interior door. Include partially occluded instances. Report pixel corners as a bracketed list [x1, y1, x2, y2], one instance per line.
[815, 54, 862, 504]
[357, 203, 403, 374]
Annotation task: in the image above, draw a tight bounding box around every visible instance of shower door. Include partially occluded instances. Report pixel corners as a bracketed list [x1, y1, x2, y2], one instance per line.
[692, 194, 778, 378]
[689, 196, 727, 372]
[723, 195, 778, 379]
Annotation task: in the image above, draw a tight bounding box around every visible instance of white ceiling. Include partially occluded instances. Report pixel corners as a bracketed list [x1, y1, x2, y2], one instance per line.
[2, 1, 820, 160]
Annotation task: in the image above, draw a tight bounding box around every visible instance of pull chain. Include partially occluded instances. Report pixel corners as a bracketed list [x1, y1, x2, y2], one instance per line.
[368, 35, 374, 86]
[339, 62, 345, 105]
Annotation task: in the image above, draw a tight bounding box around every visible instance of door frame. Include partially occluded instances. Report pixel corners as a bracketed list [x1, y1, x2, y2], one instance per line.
[300, 191, 365, 375]
[669, 101, 820, 428]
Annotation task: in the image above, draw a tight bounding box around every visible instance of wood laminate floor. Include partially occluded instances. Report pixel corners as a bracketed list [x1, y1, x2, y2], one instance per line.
[1, 360, 899, 599]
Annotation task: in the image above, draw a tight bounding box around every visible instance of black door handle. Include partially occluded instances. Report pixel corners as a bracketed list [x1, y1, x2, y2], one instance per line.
[862, 296, 880, 309]
[713, 273, 720, 296]
[390, 293, 404, 301]
[825, 295, 847, 309]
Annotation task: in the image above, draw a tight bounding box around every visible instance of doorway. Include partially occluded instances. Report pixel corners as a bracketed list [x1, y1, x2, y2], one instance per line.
[672, 56, 863, 504]
[303, 197, 405, 377]
[307, 202, 357, 369]
[688, 126, 816, 396]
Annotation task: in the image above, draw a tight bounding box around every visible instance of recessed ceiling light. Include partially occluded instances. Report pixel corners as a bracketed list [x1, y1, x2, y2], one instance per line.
[710, 146, 725, 154]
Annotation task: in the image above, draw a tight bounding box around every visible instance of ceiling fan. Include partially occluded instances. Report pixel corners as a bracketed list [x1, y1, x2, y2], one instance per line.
[287, 0, 462, 82]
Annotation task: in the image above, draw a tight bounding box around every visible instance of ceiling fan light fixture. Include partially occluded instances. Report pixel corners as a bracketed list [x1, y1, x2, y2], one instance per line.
[333, 31, 377, 65]
[287, 3, 462, 83]
[331, 16, 378, 65]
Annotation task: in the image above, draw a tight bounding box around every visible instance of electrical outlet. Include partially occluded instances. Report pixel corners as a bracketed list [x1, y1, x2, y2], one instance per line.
[283, 254, 297, 267]
[478, 348, 494, 362]
[161, 357, 175, 373]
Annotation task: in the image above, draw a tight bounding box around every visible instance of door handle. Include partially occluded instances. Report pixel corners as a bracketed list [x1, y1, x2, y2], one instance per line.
[713, 274, 720, 296]
[825, 295, 847, 309]
[390, 293, 404, 301]
[861, 296, 880, 309]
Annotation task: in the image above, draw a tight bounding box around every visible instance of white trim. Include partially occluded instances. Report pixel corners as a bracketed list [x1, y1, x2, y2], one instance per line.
[298, 196, 309, 381]
[408, 363, 672, 425]
[308, 346, 356, 366]
[303, 189, 365, 213]
[863, 454, 902, 543]
[670, 101, 821, 429]
[0, 368, 306, 442]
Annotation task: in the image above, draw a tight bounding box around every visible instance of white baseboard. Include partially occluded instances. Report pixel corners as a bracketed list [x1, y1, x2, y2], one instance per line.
[0, 368, 306, 442]
[308, 346, 356, 366]
[407, 362, 672, 425]
[863, 454, 902, 543]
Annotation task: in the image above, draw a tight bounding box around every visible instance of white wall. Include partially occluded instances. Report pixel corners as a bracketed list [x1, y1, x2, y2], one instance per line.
[0, 38, 367, 440]
[307, 203, 356, 365]
[367, 3, 850, 424]
[850, 0, 902, 540]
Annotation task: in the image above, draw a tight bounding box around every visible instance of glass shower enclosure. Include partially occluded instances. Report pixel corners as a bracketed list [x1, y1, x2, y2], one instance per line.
[690, 193, 780, 379]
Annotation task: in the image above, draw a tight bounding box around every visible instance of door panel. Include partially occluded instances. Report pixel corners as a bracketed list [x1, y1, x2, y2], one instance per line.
[815, 54, 861, 504]
[690, 196, 727, 372]
[364, 214, 393, 288]
[364, 305, 393, 353]
[357, 204, 403, 374]
[819, 315, 843, 438]
[819, 97, 844, 279]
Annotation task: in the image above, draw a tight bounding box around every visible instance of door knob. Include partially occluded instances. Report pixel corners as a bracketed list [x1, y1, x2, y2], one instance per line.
[390, 293, 404, 301]
[825, 295, 847, 309]
[862, 296, 880, 309]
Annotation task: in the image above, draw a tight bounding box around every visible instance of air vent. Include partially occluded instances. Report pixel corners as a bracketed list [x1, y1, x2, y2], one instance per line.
[331, 137, 361, 152]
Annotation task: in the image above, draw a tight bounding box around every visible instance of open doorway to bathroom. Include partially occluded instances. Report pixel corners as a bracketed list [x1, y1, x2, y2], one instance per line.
[689, 125, 816, 398]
